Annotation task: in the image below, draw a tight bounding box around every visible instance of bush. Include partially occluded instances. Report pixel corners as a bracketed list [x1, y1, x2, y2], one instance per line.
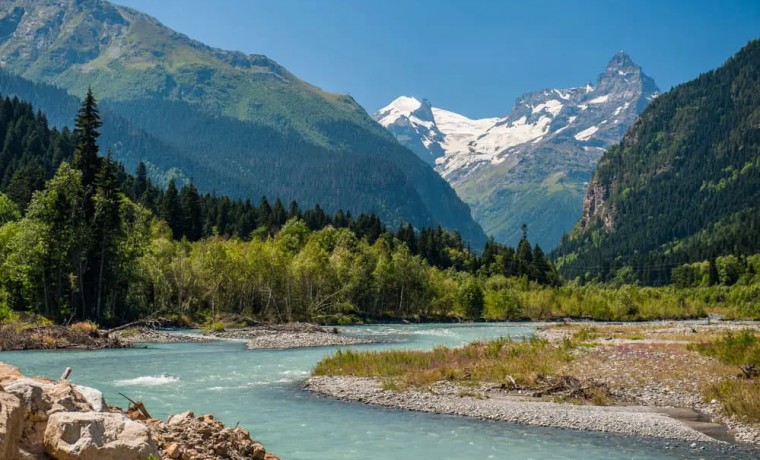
[690, 330, 760, 378]
[68, 321, 99, 334]
[204, 321, 226, 333]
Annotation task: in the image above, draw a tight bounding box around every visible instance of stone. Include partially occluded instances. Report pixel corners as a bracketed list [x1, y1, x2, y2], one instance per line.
[73, 385, 107, 412]
[252, 442, 266, 460]
[3, 378, 53, 412]
[165, 441, 181, 458]
[0, 391, 24, 459]
[167, 410, 194, 426]
[44, 411, 159, 460]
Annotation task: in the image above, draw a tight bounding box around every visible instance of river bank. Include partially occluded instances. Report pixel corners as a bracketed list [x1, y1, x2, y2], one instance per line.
[0, 362, 278, 459]
[308, 321, 760, 448]
[1, 319, 377, 350]
[306, 375, 721, 441]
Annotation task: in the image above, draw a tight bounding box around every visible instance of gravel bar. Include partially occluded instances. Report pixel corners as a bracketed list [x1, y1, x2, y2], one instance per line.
[305, 376, 720, 443]
[207, 323, 377, 349]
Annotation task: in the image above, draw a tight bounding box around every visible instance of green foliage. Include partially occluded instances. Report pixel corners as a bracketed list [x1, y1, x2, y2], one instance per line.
[691, 330, 760, 378]
[0, 0, 489, 247]
[0, 193, 20, 225]
[457, 277, 484, 320]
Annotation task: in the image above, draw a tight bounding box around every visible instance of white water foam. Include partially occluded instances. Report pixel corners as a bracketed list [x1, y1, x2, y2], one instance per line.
[114, 374, 180, 386]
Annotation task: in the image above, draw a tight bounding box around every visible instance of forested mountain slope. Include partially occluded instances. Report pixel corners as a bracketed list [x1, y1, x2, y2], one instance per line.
[0, 0, 486, 246]
[553, 40, 760, 284]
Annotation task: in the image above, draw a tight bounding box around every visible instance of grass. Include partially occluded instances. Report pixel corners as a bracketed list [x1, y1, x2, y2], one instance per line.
[704, 378, 760, 423]
[314, 336, 574, 389]
[689, 329, 760, 378]
[688, 330, 760, 423]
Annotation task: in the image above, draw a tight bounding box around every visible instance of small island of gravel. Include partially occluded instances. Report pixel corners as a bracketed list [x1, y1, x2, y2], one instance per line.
[206, 322, 377, 349]
[307, 321, 760, 447]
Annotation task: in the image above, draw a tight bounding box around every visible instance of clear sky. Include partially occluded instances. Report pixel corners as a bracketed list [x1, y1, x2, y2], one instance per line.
[113, 0, 759, 119]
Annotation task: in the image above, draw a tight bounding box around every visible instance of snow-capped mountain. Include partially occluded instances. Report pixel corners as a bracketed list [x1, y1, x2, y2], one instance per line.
[374, 52, 659, 248]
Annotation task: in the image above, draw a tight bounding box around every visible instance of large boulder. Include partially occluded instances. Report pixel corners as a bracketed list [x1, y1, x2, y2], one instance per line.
[0, 391, 23, 459]
[72, 386, 107, 413]
[44, 412, 159, 460]
[3, 378, 55, 455]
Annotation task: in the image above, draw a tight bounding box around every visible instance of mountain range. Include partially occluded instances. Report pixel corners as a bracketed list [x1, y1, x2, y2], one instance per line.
[554, 39, 760, 284]
[0, 0, 486, 246]
[375, 53, 659, 248]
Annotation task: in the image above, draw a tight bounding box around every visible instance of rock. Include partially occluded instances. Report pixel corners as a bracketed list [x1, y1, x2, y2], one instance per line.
[0, 391, 23, 459]
[165, 441, 181, 458]
[44, 412, 159, 460]
[3, 378, 53, 410]
[73, 385, 107, 412]
[167, 410, 194, 426]
[252, 442, 267, 460]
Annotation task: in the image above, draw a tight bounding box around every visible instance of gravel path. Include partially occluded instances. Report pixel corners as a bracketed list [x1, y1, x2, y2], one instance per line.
[305, 376, 720, 443]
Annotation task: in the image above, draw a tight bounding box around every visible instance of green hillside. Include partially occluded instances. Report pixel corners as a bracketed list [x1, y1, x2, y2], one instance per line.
[0, 0, 486, 245]
[554, 40, 760, 284]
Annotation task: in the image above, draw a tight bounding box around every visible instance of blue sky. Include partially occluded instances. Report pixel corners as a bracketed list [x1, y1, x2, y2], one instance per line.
[114, 0, 759, 119]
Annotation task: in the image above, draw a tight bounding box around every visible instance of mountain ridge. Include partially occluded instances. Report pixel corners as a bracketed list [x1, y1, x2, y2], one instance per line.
[0, 0, 487, 246]
[553, 39, 760, 284]
[375, 52, 659, 248]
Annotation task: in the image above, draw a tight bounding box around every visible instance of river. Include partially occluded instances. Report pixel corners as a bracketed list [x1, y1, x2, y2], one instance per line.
[0, 323, 738, 459]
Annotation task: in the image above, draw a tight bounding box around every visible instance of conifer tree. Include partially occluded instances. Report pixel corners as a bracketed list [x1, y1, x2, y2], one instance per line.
[92, 153, 122, 320]
[161, 179, 182, 238]
[133, 161, 149, 200]
[180, 180, 203, 241]
[72, 88, 102, 191]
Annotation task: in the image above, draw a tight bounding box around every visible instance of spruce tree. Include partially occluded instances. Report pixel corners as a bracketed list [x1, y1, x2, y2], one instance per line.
[92, 153, 122, 320]
[133, 161, 149, 200]
[180, 180, 203, 241]
[72, 88, 102, 191]
[161, 179, 182, 238]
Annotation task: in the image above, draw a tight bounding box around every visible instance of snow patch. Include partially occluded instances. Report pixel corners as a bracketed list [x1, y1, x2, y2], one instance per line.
[574, 126, 599, 141]
[588, 95, 609, 104]
[532, 99, 563, 116]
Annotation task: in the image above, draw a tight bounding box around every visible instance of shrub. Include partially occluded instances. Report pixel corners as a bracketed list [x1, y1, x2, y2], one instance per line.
[690, 330, 760, 378]
[204, 321, 226, 333]
[68, 321, 99, 334]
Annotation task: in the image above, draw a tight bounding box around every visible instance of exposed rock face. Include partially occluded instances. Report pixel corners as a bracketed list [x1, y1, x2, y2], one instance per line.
[44, 412, 158, 460]
[579, 175, 615, 231]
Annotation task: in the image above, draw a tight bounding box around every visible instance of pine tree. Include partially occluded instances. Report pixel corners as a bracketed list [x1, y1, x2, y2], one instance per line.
[92, 153, 122, 320]
[161, 179, 182, 238]
[72, 88, 102, 191]
[133, 161, 148, 200]
[180, 180, 203, 241]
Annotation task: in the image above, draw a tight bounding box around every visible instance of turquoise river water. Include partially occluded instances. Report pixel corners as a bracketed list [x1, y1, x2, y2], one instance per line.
[0, 323, 748, 459]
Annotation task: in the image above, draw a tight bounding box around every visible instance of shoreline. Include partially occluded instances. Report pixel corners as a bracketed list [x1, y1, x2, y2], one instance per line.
[305, 376, 724, 443]
[305, 374, 760, 459]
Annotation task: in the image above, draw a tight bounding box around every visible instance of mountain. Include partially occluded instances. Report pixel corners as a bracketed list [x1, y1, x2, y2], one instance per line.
[0, 0, 486, 246]
[553, 40, 760, 285]
[375, 53, 659, 248]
